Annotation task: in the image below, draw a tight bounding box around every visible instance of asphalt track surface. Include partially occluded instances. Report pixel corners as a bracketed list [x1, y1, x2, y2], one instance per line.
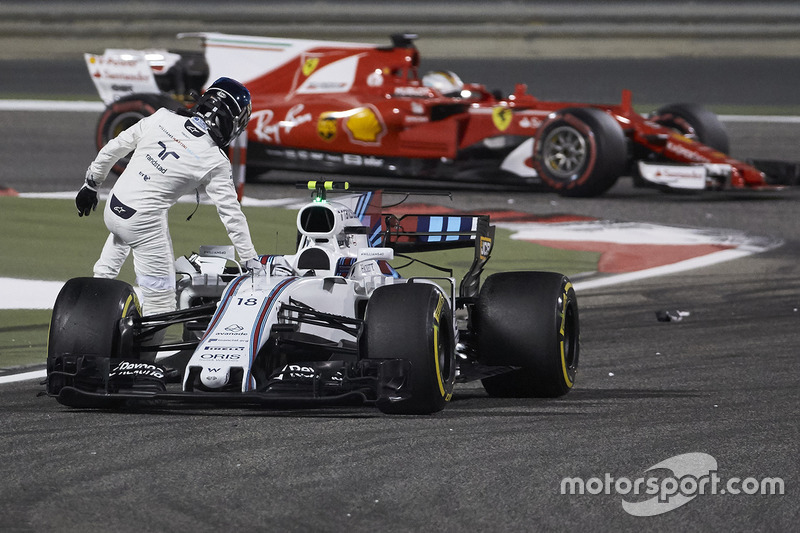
[1, 58, 799, 531]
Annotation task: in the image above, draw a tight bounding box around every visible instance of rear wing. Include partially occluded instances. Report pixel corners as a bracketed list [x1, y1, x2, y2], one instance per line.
[380, 213, 495, 298]
[178, 32, 379, 90]
[380, 214, 488, 251]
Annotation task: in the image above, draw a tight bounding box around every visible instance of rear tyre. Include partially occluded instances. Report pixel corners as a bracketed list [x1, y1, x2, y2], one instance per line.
[475, 272, 579, 398]
[364, 283, 456, 414]
[534, 107, 627, 197]
[653, 103, 730, 154]
[95, 94, 187, 175]
[47, 277, 141, 407]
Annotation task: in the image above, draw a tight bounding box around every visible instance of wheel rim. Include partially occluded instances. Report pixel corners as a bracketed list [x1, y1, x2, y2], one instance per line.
[542, 125, 587, 181]
[109, 111, 145, 139]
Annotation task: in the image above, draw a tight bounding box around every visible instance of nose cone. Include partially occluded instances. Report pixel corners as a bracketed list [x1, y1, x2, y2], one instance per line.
[200, 366, 230, 389]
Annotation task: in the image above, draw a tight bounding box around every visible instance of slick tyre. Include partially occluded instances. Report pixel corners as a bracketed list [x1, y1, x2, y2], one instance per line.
[653, 103, 730, 154]
[364, 283, 456, 415]
[534, 107, 627, 197]
[475, 272, 579, 398]
[47, 277, 141, 407]
[95, 93, 187, 175]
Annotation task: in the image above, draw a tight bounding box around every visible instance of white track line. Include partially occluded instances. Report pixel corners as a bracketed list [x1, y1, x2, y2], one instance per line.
[0, 278, 65, 309]
[718, 115, 800, 123]
[0, 100, 105, 112]
[572, 248, 753, 291]
[0, 369, 46, 384]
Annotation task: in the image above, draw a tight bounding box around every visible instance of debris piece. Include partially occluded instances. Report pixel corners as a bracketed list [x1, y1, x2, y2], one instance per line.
[656, 310, 691, 322]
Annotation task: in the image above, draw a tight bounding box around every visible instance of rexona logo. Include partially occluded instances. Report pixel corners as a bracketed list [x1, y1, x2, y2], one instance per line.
[560, 452, 785, 516]
[109, 360, 164, 380]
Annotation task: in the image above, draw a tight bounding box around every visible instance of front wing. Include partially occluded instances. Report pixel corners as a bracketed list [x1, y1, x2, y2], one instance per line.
[47, 354, 413, 408]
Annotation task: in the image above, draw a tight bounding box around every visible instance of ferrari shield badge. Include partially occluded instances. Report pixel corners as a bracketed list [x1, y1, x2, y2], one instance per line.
[492, 106, 512, 131]
[302, 57, 320, 77]
[317, 113, 338, 142]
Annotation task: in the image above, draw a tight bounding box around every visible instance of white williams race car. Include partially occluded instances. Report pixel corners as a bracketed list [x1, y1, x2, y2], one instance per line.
[46, 182, 579, 414]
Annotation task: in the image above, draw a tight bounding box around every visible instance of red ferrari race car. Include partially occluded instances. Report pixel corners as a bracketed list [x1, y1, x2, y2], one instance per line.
[86, 33, 795, 197]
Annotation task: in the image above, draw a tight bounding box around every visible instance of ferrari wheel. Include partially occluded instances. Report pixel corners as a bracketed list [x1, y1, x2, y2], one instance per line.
[534, 107, 627, 197]
[95, 93, 187, 175]
[475, 272, 579, 398]
[47, 277, 141, 407]
[364, 283, 456, 414]
[653, 103, 730, 154]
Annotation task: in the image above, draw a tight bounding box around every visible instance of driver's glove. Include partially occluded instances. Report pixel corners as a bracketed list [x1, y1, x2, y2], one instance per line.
[76, 184, 98, 217]
[245, 257, 267, 273]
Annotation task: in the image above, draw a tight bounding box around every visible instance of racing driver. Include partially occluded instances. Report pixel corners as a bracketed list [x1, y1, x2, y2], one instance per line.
[75, 77, 260, 318]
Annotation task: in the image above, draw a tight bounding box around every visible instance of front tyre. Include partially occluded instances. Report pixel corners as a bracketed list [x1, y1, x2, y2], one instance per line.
[47, 277, 141, 407]
[475, 272, 579, 398]
[364, 283, 456, 415]
[653, 103, 730, 154]
[534, 107, 627, 197]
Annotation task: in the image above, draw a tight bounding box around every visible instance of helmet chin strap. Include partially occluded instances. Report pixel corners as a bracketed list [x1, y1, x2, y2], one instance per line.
[186, 189, 200, 221]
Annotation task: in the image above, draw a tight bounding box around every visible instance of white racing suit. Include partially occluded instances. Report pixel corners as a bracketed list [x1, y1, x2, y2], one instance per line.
[87, 108, 258, 317]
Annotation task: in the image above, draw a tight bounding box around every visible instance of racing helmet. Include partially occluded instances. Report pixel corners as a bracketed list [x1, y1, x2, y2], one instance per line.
[422, 70, 464, 97]
[192, 77, 252, 147]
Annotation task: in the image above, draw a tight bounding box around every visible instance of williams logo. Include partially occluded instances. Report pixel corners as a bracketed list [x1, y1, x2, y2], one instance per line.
[157, 141, 180, 160]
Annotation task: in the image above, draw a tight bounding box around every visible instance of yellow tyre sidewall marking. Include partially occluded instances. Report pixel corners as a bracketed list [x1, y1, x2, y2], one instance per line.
[432, 293, 448, 399]
[559, 282, 574, 388]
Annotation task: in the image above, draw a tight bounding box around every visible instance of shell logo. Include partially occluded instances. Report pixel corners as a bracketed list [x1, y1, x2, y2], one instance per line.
[317, 106, 386, 145]
[346, 107, 384, 144]
[492, 106, 512, 131]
